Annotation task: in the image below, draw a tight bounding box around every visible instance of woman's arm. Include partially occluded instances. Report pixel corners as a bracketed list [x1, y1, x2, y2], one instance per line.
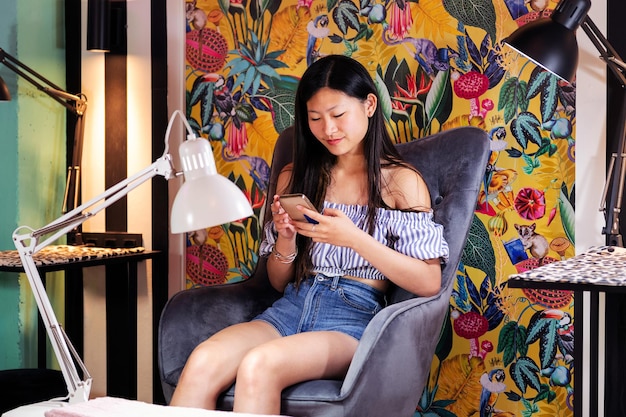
[265, 167, 299, 292]
[295, 167, 443, 297]
[348, 230, 442, 296]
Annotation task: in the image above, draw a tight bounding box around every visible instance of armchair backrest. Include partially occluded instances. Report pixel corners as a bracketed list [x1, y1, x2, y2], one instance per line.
[391, 127, 489, 302]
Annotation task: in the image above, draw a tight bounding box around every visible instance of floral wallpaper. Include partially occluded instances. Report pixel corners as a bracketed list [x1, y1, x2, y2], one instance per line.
[183, 0, 576, 415]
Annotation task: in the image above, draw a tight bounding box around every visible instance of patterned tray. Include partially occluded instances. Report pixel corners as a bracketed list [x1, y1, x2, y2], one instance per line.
[0, 245, 145, 268]
[509, 246, 626, 287]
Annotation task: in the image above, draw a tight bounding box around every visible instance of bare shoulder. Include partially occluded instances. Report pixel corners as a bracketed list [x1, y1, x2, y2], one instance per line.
[383, 165, 431, 210]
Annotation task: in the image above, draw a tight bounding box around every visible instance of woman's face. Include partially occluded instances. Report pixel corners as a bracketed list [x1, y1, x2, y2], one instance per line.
[306, 87, 377, 157]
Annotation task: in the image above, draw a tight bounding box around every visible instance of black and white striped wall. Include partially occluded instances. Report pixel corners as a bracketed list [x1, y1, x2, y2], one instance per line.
[65, 0, 186, 404]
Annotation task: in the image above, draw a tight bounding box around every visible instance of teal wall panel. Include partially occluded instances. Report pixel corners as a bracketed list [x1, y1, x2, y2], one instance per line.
[0, 0, 21, 370]
[0, 0, 66, 369]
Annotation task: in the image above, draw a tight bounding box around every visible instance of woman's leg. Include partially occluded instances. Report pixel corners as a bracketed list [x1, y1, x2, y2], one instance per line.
[233, 330, 359, 414]
[169, 320, 281, 409]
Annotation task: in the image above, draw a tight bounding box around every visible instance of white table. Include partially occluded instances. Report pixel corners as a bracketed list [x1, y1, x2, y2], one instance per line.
[3, 397, 285, 417]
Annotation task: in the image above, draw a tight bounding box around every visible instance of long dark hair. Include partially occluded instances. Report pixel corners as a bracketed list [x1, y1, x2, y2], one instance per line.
[288, 55, 411, 283]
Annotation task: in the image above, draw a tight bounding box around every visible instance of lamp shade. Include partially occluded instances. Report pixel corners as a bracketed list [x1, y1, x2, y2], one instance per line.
[503, 0, 591, 83]
[0, 75, 10, 100]
[87, 0, 111, 52]
[505, 18, 579, 83]
[170, 137, 253, 234]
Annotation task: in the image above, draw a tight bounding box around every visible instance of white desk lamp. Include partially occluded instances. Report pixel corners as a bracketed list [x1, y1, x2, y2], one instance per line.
[4, 110, 253, 416]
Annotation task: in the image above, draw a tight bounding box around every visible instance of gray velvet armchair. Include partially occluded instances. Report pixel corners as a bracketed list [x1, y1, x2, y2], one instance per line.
[158, 126, 490, 416]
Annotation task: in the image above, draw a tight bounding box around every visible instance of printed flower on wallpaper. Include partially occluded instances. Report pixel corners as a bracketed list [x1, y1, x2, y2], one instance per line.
[182, 0, 576, 415]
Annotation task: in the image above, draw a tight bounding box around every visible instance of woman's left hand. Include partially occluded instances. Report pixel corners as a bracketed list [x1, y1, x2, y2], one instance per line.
[293, 206, 364, 249]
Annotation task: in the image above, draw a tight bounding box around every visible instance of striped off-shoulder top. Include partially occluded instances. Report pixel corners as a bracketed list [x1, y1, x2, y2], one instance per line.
[260, 202, 449, 280]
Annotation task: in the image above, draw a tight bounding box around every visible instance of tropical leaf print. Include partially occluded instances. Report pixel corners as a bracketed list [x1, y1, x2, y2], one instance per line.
[497, 320, 528, 367]
[412, 0, 461, 40]
[509, 356, 541, 393]
[355, 24, 397, 75]
[374, 70, 393, 122]
[558, 183, 575, 244]
[256, 87, 297, 132]
[498, 76, 529, 124]
[510, 111, 542, 149]
[461, 215, 497, 282]
[534, 386, 571, 417]
[434, 354, 485, 416]
[332, 0, 360, 35]
[184, 2, 577, 415]
[526, 67, 559, 124]
[424, 69, 453, 132]
[442, 0, 497, 44]
[525, 314, 559, 369]
[268, 5, 311, 68]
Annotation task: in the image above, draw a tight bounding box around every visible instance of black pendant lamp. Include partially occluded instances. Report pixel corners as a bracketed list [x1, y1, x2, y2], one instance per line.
[87, 0, 111, 52]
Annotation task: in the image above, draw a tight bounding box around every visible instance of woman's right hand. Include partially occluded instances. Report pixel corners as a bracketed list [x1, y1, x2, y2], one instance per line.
[270, 195, 297, 240]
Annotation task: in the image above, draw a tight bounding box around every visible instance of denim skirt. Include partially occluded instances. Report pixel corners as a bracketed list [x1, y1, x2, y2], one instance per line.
[253, 274, 386, 340]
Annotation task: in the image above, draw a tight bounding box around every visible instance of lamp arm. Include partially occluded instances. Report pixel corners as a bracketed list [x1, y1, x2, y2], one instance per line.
[12, 153, 176, 402]
[16, 154, 176, 255]
[583, 16, 626, 246]
[63, 111, 86, 214]
[580, 17, 626, 87]
[0, 48, 86, 115]
[1, 48, 88, 215]
[14, 246, 91, 404]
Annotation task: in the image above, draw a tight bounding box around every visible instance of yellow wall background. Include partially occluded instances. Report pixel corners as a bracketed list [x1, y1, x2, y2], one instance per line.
[183, 0, 576, 414]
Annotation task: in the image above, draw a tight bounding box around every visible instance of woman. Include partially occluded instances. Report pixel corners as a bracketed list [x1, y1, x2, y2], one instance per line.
[170, 55, 449, 414]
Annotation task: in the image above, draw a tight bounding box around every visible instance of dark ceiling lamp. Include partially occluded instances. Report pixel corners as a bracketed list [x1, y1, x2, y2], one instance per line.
[87, 0, 111, 52]
[505, 0, 626, 246]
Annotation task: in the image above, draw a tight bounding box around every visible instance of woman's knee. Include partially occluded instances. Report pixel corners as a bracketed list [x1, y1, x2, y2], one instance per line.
[181, 340, 231, 385]
[186, 341, 215, 370]
[236, 345, 283, 388]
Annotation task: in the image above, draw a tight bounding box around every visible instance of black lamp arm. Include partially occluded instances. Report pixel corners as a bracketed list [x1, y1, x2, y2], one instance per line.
[0, 48, 87, 115]
[583, 16, 626, 246]
[581, 17, 626, 87]
[0, 47, 88, 216]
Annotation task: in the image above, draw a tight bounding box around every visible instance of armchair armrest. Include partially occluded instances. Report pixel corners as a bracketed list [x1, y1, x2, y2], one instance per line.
[339, 288, 452, 414]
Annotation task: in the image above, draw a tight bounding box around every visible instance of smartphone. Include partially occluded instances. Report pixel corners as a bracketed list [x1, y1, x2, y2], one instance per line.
[279, 193, 319, 224]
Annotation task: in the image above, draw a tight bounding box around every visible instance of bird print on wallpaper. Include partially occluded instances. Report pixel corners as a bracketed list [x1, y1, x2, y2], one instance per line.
[306, 14, 329, 65]
[479, 368, 508, 417]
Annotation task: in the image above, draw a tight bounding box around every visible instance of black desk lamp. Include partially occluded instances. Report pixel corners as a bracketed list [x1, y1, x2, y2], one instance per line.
[505, 0, 626, 246]
[0, 48, 87, 216]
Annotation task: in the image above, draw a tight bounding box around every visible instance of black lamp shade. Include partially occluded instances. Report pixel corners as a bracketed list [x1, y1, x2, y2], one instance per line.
[505, 18, 579, 83]
[87, 0, 111, 52]
[504, 0, 592, 83]
[0, 75, 10, 101]
[552, 0, 591, 30]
